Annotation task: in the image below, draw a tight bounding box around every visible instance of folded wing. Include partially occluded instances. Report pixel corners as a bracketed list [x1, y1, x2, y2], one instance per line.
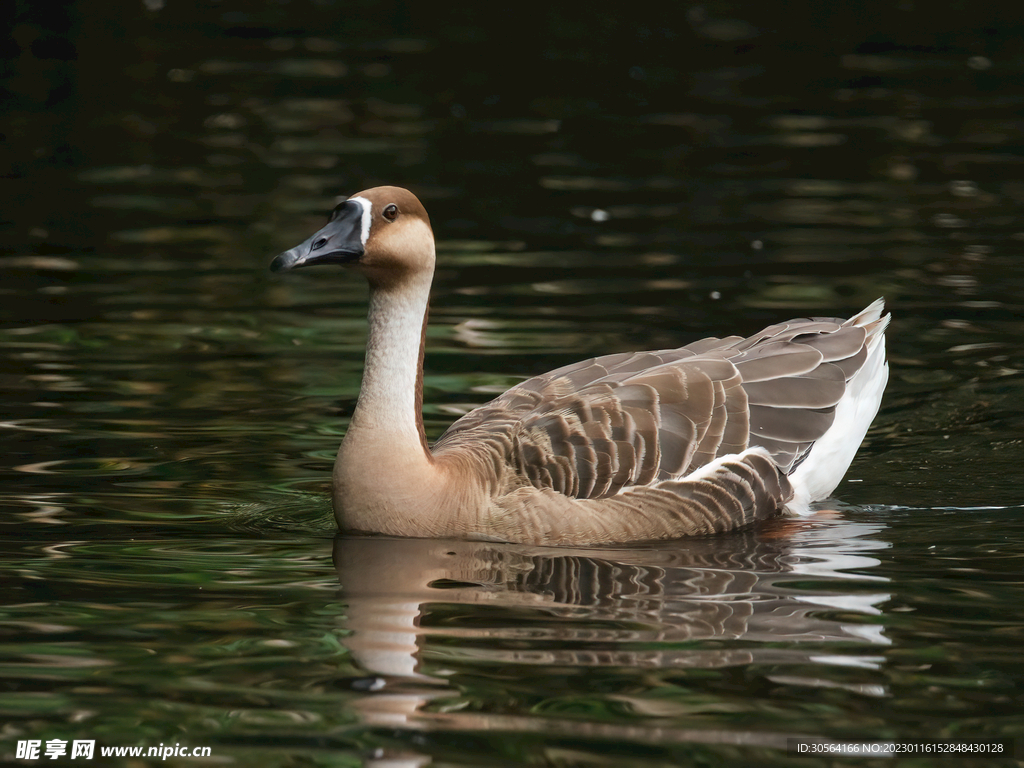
[434, 312, 875, 501]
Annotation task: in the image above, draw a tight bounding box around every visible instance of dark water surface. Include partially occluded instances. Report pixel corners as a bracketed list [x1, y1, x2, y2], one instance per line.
[3, 2, 1024, 765]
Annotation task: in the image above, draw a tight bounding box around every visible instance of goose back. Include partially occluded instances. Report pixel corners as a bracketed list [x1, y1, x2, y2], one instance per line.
[433, 301, 886, 510]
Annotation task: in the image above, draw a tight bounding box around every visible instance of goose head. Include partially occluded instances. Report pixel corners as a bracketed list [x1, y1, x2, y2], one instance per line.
[270, 186, 434, 286]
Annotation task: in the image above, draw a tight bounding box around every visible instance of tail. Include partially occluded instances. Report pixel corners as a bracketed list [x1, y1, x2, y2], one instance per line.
[785, 298, 890, 514]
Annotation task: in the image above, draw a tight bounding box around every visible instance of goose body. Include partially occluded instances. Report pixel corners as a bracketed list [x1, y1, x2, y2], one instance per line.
[271, 186, 889, 546]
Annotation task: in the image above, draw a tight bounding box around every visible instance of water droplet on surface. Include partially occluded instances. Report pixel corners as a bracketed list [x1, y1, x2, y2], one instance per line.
[949, 180, 978, 197]
[932, 213, 966, 228]
[888, 159, 917, 181]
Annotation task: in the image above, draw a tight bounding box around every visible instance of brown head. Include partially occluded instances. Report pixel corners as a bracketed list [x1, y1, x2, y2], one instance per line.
[270, 186, 434, 287]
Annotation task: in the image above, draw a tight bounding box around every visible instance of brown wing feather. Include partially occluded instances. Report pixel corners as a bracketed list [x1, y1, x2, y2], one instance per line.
[434, 313, 876, 497]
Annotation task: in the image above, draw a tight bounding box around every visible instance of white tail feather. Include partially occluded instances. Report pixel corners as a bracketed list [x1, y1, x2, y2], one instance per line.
[785, 299, 890, 514]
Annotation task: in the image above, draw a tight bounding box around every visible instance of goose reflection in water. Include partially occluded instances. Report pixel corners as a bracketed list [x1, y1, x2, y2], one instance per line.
[332, 516, 891, 746]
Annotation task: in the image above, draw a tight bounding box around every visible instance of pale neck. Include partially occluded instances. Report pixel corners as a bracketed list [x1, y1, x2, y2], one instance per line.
[347, 271, 432, 457]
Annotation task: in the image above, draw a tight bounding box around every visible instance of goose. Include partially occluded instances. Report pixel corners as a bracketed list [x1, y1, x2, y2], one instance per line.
[270, 186, 889, 546]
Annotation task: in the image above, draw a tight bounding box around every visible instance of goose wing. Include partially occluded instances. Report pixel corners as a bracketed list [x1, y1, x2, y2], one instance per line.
[434, 309, 877, 500]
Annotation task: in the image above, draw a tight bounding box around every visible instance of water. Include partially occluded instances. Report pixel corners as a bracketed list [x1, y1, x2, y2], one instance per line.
[3, 2, 1024, 765]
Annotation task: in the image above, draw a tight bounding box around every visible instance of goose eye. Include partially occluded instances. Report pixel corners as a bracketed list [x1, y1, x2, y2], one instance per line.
[382, 204, 399, 221]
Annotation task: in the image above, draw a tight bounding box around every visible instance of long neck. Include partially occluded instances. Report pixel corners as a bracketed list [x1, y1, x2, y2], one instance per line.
[349, 272, 431, 455]
[334, 266, 494, 537]
[334, 268, 445, 534]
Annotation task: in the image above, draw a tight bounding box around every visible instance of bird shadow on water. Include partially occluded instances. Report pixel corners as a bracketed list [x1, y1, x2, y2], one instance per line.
[331, 511, 893, 754]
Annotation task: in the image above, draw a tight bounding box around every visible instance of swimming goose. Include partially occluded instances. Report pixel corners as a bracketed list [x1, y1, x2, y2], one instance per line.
[270, 186, 889, 546]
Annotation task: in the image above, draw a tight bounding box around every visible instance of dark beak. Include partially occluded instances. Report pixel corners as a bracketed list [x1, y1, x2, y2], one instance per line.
[270, 200, 365, 273]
